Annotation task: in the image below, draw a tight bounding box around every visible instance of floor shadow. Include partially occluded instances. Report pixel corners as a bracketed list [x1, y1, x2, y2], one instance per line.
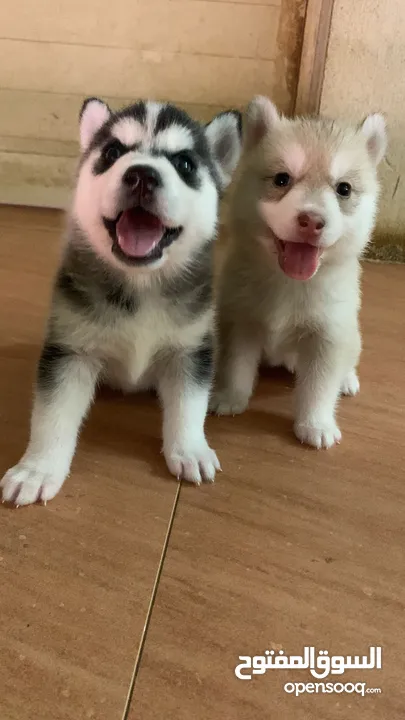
[208, 364, 296, 445]
[82, 388, 171, 481]
[210, 407, 296, 445]
[0, 343, 40, 466]
[0, 343, 171, 481]
[0, 344, 299, 482]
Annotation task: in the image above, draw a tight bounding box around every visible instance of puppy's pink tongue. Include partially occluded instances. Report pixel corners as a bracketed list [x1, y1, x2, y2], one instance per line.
[279, 242, 320, 281]
[116, 208, 163, 258]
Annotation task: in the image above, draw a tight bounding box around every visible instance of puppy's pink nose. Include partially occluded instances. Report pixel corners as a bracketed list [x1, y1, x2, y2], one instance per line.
[297, 212, 325, 237]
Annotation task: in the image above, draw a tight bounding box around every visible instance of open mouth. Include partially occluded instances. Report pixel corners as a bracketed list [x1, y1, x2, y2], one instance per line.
[103, 208, 182, 266]
[273, 236, 322, 281]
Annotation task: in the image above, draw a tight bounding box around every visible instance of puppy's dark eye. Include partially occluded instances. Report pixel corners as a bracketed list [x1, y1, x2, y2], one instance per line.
[172, 152, 196, 177]
[336, 181, 352, 198]
[103, 141, 125, 164]
[273, 172, 291, 188]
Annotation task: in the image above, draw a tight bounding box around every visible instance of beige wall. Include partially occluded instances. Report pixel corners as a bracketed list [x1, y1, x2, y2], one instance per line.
[321, 0, 405, 250]
[0, 0, 306, 208]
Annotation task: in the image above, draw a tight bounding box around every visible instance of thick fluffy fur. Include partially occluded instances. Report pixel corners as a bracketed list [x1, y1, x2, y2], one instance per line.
[211, 97, 387, 449]
[1, 99, 242, 505]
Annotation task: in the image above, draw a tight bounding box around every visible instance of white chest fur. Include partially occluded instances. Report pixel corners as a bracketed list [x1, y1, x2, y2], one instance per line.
[55, 297, 212, 390]
[262, 261, 361, 367]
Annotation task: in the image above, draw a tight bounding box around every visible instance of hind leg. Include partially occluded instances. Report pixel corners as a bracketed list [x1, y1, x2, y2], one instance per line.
[282, 352, 298, 375]
[340, 368, 360, 396]
[210, 322, 262, 416]
[340, 327, 361, 396]
[263, 347, 297, 375]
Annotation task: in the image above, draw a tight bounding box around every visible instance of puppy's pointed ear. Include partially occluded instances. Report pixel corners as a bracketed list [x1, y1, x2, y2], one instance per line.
[245, 95, 279, 151]
[360, 113, 387, 166]
[79, 98, 111, 152]
[205, 110, 242, 190]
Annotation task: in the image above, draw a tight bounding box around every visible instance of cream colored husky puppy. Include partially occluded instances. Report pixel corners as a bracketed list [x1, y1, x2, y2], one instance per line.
[211, 97, 387, 449]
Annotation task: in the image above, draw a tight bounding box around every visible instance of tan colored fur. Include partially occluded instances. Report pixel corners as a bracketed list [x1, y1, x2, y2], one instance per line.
[211, 97, 387, 449]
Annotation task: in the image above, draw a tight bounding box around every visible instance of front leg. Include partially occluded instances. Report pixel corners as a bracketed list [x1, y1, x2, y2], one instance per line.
[1, 342, 100, 506]
[294, 332, 358, 449]
[158, 337, 220, 485]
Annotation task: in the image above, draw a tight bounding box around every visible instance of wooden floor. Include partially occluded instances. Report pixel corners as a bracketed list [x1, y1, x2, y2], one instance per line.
[0, 206, 404, 719]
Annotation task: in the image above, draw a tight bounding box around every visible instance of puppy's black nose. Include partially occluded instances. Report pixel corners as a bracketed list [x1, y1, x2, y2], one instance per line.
[123, 165, 162, 197]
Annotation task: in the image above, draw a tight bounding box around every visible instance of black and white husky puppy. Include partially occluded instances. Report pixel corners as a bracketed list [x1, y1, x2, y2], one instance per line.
[1, 98, 242, 506]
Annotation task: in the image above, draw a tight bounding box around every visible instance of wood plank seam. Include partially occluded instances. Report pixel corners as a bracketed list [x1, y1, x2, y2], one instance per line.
[121, 483, 182, 720]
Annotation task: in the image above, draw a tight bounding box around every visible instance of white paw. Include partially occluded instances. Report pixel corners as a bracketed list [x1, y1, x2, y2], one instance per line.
[209, 390, 249, 416]
[164, 439, 221, 485]
[341, 369, 360, 396]
[1, 461, 66, 506]
[294, 420, 342, 449]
